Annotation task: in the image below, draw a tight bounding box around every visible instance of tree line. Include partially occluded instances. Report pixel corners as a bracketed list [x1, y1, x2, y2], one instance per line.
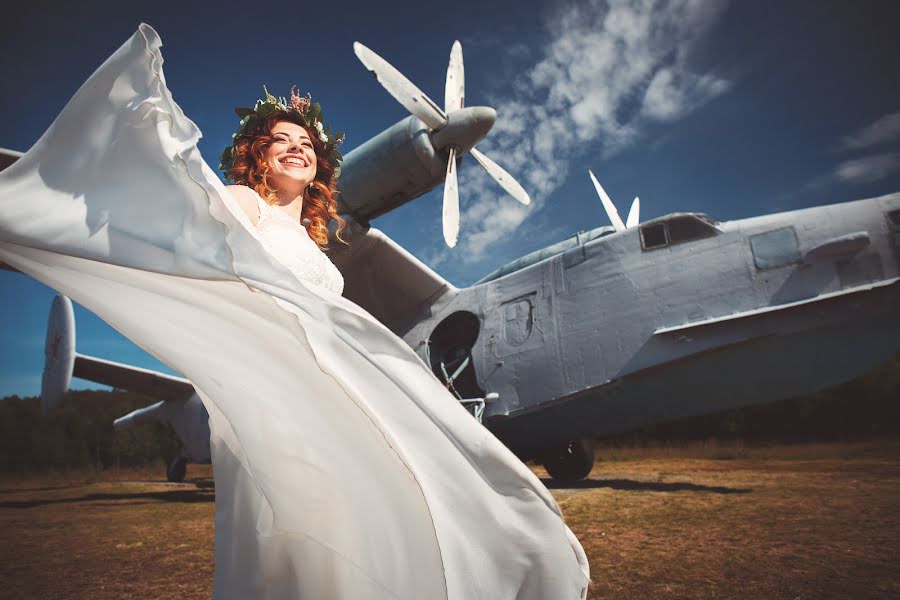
[603, 355, 900, 446]
[1, 356, 898, 472]
[0, 390, 180, 474]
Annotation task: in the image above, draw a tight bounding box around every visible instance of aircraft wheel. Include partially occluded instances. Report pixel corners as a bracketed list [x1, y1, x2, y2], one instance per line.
[542, 439, 594, 482]
[166, 456, 188, 483]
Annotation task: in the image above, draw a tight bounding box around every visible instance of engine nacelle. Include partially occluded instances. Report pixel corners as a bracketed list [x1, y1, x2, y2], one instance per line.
[338, 115, 444, 224]
[337, 107, 495, 224]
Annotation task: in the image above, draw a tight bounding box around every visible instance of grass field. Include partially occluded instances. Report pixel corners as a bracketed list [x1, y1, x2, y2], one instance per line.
[2, 441, 898, 599]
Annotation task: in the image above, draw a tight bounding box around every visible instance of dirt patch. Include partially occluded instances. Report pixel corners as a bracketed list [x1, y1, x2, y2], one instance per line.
[2, 443, 899, 599]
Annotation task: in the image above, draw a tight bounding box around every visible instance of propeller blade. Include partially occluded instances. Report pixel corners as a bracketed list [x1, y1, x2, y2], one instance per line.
[353, 42, 447, 130]
[443, 147, 460, 247]
[445, 40, 465, 114]
[469, 147, 531, 205]
[626, 196, 640, 228]
[588, 170, 625, 232]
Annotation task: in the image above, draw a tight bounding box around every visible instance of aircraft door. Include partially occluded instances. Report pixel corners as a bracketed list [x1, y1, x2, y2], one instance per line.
[482, 261, 563, 413]
[428, 311, 485, 401]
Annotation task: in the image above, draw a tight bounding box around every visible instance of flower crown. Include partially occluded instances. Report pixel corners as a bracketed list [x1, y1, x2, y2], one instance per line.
[218, 86, 345, 178]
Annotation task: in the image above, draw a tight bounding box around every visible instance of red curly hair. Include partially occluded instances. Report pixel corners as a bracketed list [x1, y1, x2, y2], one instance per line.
[225, 110, 346, 249]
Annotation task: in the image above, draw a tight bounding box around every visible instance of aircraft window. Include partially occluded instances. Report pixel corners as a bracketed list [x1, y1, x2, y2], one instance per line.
[498, 256, 527, 278]
[887, 209, 900, 227]
[541, 237, 578, 261]
[750, 227, 801, 270]
[641, 223, 668, 250]
[666, 215, 718, 244]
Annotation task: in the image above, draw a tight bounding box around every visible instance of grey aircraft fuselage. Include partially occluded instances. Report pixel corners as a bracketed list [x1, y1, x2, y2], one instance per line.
[386, 197, 900, 462]
[330, 113, 900, 468]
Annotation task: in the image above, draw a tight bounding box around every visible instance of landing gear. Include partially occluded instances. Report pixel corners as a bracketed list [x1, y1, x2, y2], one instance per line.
[166, 456, 188, 483]
[541, 439, 594, 482]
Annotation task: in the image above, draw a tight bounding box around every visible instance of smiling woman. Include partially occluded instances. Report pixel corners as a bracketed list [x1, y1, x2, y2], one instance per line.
[222, 95, 346, 250]
[0, 24, 589, 600]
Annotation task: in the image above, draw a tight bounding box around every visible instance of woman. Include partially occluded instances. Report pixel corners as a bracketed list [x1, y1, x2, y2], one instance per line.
[220, 88, 347, 296]
[0, 24, 590, 599]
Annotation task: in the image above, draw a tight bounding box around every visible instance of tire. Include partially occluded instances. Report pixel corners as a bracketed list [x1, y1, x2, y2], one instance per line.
[166, 456, 188, 483]
[542, 439, 594, 482]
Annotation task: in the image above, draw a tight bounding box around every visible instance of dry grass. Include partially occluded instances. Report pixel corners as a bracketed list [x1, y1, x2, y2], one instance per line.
[552, 440, 900, 599]
[2, 442, 899, 599]
[0, 465, 215, 600]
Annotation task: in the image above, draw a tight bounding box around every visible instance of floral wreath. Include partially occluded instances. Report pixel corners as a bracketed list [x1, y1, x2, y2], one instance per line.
[218, 86, 345, 178]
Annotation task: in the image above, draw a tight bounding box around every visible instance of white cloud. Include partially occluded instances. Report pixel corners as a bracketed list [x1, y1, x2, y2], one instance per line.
[834, 152, 900, 184]
[443, 0, 731, 264]
[840, 111, 900, 150]
[642, 69, 729, 121]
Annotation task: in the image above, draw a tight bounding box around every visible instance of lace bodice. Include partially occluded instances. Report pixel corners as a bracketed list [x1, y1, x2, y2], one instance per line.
[253, 195, 344, 295]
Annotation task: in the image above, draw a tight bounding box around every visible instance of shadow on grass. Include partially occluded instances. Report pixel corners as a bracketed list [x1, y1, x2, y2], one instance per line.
[541, 477, 752, 494]
[0, 477, 214, 495]
[0, 484, 88, 495]
[0, 484, 215, 509]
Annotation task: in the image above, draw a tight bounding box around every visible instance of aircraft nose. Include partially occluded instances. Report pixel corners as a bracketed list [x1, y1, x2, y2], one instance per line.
[431, 106, 497, 153]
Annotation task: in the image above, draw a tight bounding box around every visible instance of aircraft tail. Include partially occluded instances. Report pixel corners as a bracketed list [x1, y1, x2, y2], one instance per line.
[40, 294, 76, 414]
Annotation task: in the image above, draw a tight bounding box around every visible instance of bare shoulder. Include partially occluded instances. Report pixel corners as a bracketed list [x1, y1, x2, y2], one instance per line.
[226, 185, 261, 225]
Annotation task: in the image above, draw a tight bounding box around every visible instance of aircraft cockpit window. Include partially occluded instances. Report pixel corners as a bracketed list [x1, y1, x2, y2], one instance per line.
[888, 209, 900, 248]
[750, 226, 801, 270]
[887, 209, 900, 227]
[666, 215, 719, 244]
[640, 215, 719, 251]
[640, 223, 668, 250]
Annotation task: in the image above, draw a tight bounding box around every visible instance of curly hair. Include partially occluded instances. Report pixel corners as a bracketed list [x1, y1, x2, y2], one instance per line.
[224, 110, 346, 249]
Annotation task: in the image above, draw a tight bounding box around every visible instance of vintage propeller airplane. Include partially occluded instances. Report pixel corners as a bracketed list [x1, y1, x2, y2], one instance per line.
[3, 41, 899, 482]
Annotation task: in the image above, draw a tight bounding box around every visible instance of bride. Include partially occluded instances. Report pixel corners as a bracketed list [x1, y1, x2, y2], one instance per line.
[222, 86, 347, 296]
[0, 24, 590, 599]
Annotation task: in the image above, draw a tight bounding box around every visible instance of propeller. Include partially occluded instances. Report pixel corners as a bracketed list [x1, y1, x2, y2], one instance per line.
[625, 196, 641, 228]
[354, 41, 530, 247]
[588, 170, 641, 232]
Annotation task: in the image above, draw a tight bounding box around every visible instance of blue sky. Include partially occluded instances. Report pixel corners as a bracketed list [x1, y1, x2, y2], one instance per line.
[2, 0, 899, 397]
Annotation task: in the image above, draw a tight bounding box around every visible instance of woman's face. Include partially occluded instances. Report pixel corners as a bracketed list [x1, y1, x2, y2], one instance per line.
[264, 121, 318, 195]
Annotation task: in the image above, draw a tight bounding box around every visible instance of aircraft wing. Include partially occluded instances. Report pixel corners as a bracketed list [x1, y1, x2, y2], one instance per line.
[331, 224, 458, 337]
[74, 353, 195, 401]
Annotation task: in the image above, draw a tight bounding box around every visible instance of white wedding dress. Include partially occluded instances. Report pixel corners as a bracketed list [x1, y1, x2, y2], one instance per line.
[250, 194, 344, 295]
[0, 24, 589, 600]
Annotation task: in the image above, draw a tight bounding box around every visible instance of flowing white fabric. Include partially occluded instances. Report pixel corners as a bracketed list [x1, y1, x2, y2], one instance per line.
[0, 25, 590, 600]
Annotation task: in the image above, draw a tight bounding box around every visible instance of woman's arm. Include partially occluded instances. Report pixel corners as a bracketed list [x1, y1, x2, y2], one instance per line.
[226, 185, 261, 226]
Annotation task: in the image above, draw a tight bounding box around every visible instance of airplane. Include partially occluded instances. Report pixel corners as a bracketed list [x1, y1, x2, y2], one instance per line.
[3, 41, 900, 483]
